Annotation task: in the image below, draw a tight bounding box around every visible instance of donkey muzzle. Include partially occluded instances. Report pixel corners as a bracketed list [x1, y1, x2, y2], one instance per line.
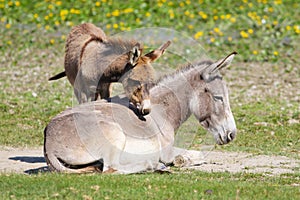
[141, 99, 151, 115]
[218, 129, 236, 145]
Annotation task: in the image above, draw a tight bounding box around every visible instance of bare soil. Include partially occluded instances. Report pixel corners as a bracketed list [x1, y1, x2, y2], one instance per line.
[0, 146, 299, 175]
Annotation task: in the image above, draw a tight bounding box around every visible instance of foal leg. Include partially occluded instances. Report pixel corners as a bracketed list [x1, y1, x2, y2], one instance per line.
[97, 82, 112, 100]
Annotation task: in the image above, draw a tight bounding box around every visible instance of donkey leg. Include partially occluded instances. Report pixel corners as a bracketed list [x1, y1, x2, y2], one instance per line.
[172, 147, 207, 167]
[97, 121, 127, 172]
[74, 88, 81, 103]
[160, 146, 206, 167]
[97, 82, 111, 100]
[75, 166, 102, 173]
[46, 153, 90, 173]
[94, 93, 99, 101]
[103, 167, 118, 174]
[79, 91, 88, 103]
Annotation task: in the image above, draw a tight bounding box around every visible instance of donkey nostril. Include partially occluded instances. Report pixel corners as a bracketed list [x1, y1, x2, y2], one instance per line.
[227, 131, 235, 141]
[227, 132, 232, 141]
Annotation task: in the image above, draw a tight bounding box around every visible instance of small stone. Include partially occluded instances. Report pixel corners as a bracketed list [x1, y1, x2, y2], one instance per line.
[204, 189, 213, 195]
[32, 92, 37, 97]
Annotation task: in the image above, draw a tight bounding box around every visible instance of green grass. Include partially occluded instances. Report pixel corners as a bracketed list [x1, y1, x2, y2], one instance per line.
[1, 172, 299, 199]
[0, 1, 299, 199]
[220, 100, 300, 158]
[1, 0, 299, 63]
[0, 86, 72, 146]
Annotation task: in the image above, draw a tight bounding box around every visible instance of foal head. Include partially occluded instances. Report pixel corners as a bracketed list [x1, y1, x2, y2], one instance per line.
[190, 52, 237, 145]
[123, 41, 171, 115]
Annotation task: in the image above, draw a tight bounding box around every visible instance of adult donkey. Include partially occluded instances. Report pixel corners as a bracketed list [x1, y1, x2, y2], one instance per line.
[49, 23, 170, 114]
[44, 52, 237, 174]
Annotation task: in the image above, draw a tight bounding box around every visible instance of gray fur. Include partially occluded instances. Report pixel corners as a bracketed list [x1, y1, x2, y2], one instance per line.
[44, 52, 237, 173]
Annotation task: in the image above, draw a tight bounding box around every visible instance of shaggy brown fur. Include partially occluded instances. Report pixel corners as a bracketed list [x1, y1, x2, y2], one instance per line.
[49, 23, 170, 114]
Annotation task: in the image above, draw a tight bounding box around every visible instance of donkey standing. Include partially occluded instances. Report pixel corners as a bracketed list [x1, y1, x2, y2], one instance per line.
[49, 23, 171, 114]
[44, 52, 237, 174]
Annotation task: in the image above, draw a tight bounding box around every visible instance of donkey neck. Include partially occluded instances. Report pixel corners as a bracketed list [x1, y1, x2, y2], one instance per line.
[151, 68, 199, 130]
[98, 38, 137, 81]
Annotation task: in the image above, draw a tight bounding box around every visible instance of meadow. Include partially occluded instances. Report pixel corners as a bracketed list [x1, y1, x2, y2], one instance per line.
[0, 0, 299, 199]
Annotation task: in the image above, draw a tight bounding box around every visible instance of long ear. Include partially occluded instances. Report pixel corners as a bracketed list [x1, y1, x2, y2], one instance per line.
[201, 52, 237, 81]
[144, 41, 171, 62]
[210, 52, 237, 73]
[129, 43, 142, 66]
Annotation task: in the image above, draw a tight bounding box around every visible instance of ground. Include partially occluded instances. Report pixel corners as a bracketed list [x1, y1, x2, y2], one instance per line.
[0, 146, 299, 175]
[1, 49, 299, 175]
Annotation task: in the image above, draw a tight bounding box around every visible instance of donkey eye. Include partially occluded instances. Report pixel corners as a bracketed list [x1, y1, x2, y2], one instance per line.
[213, 95, 223, 102]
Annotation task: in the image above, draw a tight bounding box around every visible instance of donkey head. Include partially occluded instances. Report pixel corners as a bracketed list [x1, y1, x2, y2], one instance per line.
[123, 41, 171, 115]
[191, 52, 237, 145]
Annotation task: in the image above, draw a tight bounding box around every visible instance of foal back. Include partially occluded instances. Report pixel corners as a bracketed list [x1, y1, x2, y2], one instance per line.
[64, 23, 107, 86]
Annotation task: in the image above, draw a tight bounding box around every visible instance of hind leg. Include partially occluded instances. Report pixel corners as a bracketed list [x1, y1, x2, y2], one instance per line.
[97, 82, 112, 100]
[75, 166, 102, 173]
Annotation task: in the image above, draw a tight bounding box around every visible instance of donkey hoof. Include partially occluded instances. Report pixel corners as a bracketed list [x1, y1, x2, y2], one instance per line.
[173, 155, 186, 167]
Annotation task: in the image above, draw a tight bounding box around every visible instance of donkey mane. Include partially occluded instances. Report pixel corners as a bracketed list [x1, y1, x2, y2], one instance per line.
[104, 37, 142, 55]
[79, 36, 141, 66]
[156, 60, 213, 85]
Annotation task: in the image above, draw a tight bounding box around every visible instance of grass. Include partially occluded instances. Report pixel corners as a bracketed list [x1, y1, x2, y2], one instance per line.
[1, 0, 299, 63]
[0, 0, 299, 199]
[220, 100, 300, 158]
[1, 171, 299, 199]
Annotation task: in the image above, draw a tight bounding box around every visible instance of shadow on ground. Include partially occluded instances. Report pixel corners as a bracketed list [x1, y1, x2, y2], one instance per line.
[8, 156, 49, 174]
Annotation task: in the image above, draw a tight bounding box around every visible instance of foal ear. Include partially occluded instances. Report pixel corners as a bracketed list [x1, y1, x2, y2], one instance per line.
[144, 41, 171, 62]
[129, 43, 142, 66]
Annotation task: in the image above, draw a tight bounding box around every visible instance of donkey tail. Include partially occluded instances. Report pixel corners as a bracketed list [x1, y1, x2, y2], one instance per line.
[48, 71, 66, 81]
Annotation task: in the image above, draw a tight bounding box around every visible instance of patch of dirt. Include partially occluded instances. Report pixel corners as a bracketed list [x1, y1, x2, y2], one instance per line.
[226, 62, 300, 104]
[189, 151, 300, 175]
[0, 146, 47, 174]
[0, 146, 299, 175]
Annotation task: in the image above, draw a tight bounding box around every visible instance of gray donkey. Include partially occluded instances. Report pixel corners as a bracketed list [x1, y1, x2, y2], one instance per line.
[49, 23, 170, 114]
[44, 52, 237, 174]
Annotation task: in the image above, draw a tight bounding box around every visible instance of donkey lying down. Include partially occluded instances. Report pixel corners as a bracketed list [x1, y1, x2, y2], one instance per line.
[49, 23, 171, 115]
[44, 52, 237, 173]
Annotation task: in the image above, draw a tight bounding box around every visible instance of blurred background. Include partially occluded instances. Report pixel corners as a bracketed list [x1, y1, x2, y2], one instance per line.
[1, 0, 299, 62]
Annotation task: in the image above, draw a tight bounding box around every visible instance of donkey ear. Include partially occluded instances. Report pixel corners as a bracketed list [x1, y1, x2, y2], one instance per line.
[129, 43, 142, 66]
[144, 41, 171, 62]
[201, 52, 237, 81]
[210, 52, 237, 73]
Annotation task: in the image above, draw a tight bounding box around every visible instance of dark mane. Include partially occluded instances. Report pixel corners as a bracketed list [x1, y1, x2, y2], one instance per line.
[105, 37, 142, 55]
[156, 59, 213, 84]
